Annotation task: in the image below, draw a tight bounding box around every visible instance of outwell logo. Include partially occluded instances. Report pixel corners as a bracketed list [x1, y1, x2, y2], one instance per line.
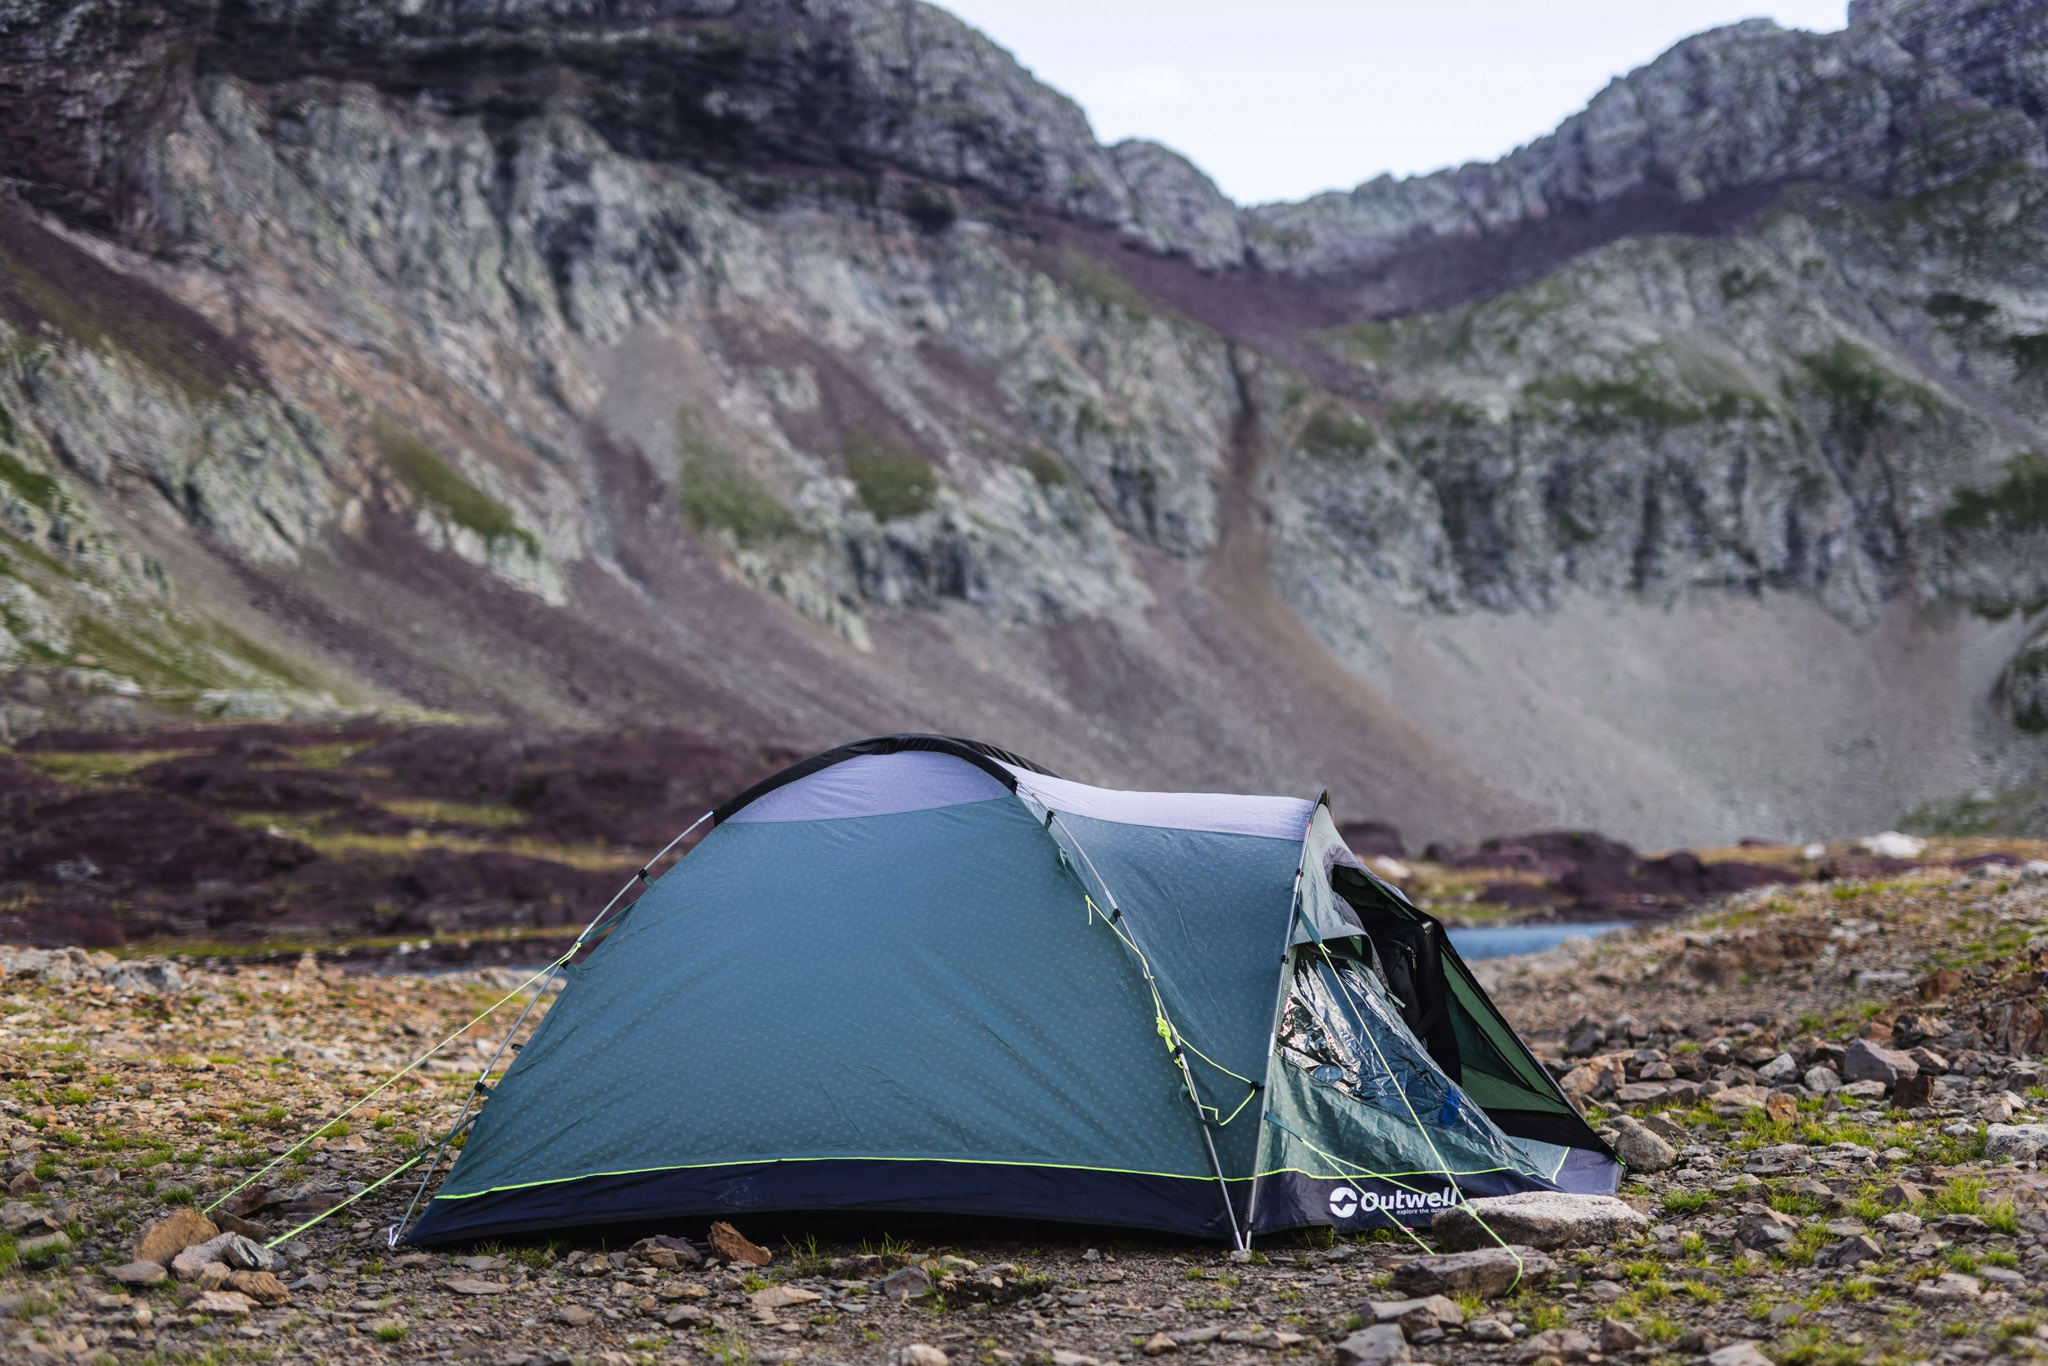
[1326, 1185, 1456, 1219]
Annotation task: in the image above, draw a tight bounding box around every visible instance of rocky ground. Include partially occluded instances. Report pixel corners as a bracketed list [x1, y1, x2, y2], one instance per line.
[3, 862, 2048, 1366]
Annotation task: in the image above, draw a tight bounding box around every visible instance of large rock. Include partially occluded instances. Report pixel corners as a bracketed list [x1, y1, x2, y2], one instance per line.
[1389, 1246, 1555, 1298]
[134, 1209, 217, 1267]
[1430, 1192, 1650, 1250]
[1842, 1040, 1919, 1087]
[1609, 1115, 1677, 1173]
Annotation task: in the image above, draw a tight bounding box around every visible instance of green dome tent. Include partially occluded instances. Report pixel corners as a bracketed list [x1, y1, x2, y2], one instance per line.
[405, 736, 1615, 1247]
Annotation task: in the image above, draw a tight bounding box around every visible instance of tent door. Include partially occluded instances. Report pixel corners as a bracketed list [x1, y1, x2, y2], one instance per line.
[1350, 916, 1461, 1084]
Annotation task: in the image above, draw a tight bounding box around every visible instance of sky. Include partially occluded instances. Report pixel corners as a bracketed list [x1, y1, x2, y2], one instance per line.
[935, 1, 1852, 206]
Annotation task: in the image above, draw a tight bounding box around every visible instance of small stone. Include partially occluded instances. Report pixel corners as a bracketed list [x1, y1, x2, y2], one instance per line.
[1736, 1208, 1802, 1250]
[1842, 1039, 1917, 1087]
[443, 1277, 514, 1295]
[221, 1233, 277, 1272]
[1704, 1344, 1775, 1366]
[1334, 1323, 1410, 1366]
[1600, 1318, 1645, 1352]
[1431, 1192, 1649, 1250]
[1390, 1246, 1555, 1297]
[880, 1264, 934, 1301]
[190, 1290, 256, 1317]
[1608, 1116, 1677, 1173]
[750, 1285, 821, 1310]
[17, 1231, 71, 1261]
[1876, 1181, 1925, 1208]
[1049, 1353, 1096, 1366]
[108, 1261, 168, 1287]
[1520, 1327, 1595, 1361]
[708, 1220, 772, 1266]
[558, 1304, 595, 1326]
[1890, 1074, 1935, 1108]
[196, 1261, 232, 1291]
[1911, 1272, 1982, 1304]
[1837, 1079, 1888, 1100]
[135, 1209, 217, 1266]
[1142, 1332, 1177, 1356]
[662, 1304, 709, 1327]
[172, 1233, 236, 1280]
[898, 1346, 948, 1366]
[1369, 1294, 1464, 1329]
[1467, 1318, 1515, 1343]
[1814, 1235, 1881, 1268]
[1876, 1211, 1922, 1236]
[225, 1270, 290, 1306]
[1802, 1065, 1841, 1094]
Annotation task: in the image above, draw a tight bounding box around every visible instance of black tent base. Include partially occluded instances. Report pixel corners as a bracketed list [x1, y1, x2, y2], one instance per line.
[406, 1160, 1247, 1247]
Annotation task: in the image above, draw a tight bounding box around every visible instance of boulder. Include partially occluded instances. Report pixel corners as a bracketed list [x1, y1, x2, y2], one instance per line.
[135, 1209, 217, 1267]
[1986, 1124, 2048, 1162]
[1609, 1116, 1677, 1173]
[1389, 1246, 1554, 1298]
[1333, 1323, 1409, 1366]
[1430, 1192, 1650, 1250]
[1841, 1040, 1917, 1087]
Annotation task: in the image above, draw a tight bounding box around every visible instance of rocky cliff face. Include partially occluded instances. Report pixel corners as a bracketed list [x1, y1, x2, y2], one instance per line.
[0, 0, 2043, 843]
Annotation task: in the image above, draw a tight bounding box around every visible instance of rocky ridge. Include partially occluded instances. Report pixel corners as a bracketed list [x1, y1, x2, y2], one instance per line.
[0, 0, 2044, 843]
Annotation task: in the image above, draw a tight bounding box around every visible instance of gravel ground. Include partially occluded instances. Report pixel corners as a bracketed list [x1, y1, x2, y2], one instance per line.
[3, 864, 2048, 1366]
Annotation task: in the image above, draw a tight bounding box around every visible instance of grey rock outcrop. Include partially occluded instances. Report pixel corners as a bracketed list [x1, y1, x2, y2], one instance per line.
[0, 0, 2044, 847]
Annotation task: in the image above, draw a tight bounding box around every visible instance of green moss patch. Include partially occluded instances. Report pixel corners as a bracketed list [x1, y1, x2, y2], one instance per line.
[676, 414, 796, 545]
[844, 428, 937, 522]
[1051, 246, 1151, 319]
[1520, 374, 1757, 433]
[0, 450, 57, 510]
[1299, 407, 1379, 460]
[1022, 448, 1068, 488]
[376, 420, 537, 552]
[1943, 454, 2048, 533]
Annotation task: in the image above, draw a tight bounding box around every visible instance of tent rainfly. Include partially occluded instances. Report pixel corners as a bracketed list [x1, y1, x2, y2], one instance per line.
[405, 736, 1617, 1247]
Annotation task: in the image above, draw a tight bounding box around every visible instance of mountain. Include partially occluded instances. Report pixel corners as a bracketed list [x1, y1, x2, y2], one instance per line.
[0, 0, 2044, 846]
